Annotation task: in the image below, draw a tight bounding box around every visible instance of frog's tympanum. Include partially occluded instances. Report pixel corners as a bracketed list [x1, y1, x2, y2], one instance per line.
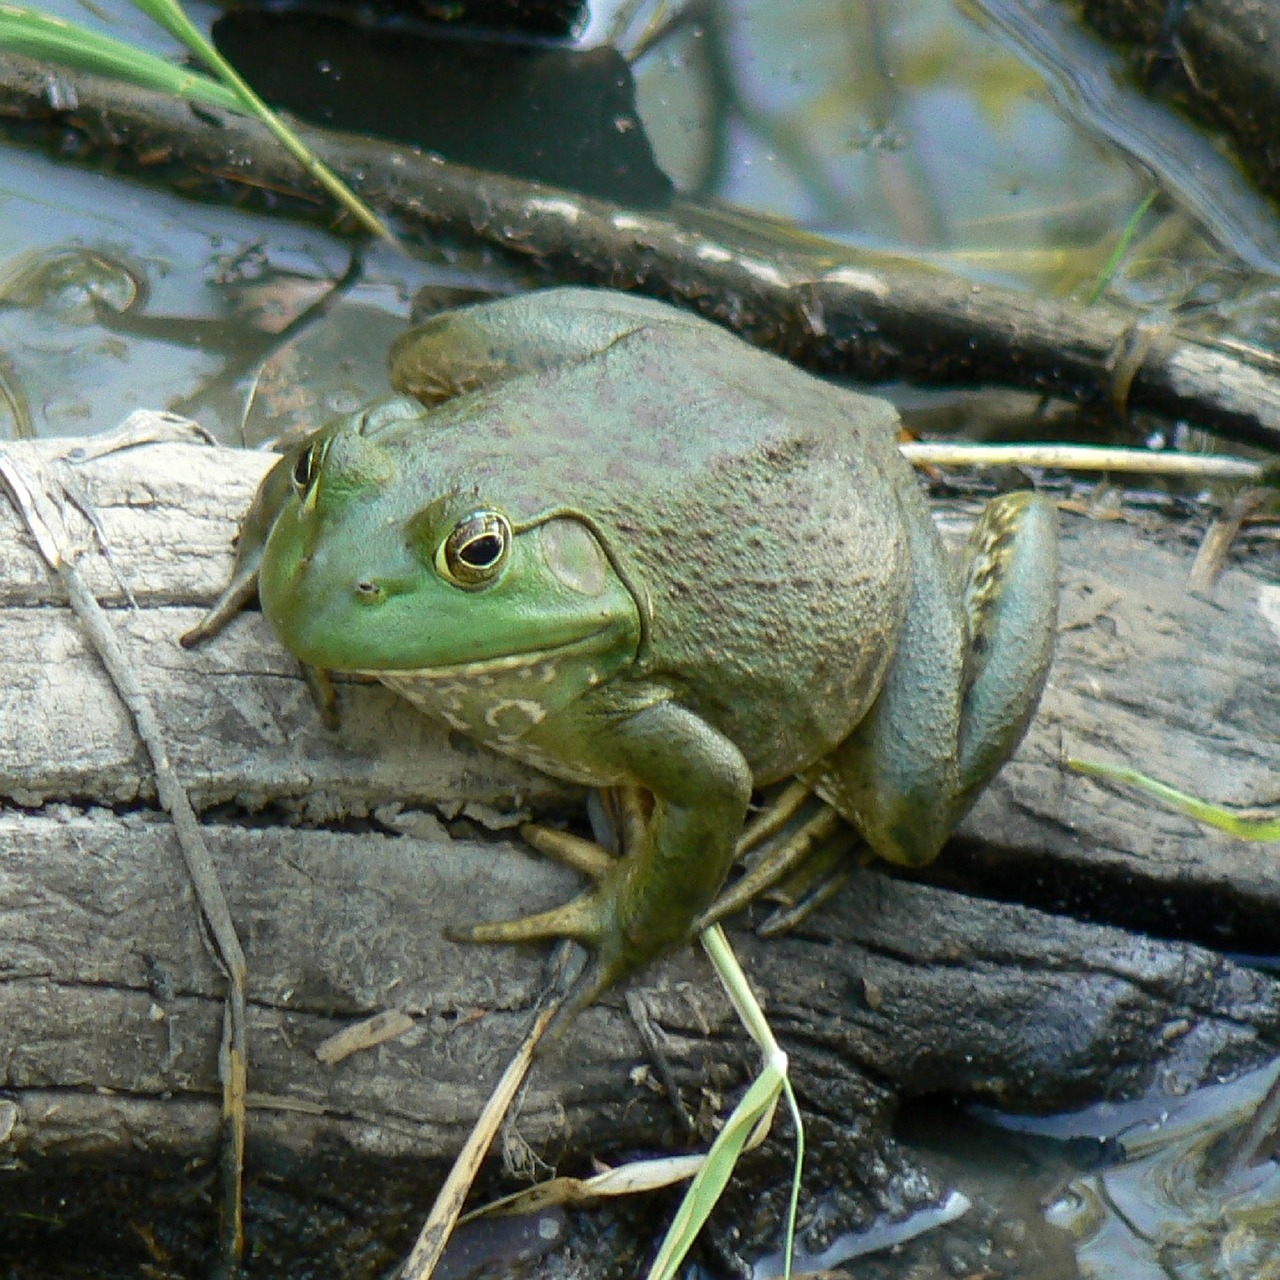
[190, 288, 1058, 1015]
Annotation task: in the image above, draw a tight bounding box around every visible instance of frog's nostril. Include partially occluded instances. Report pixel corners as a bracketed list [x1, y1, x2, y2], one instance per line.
[351, 575, 411, 605]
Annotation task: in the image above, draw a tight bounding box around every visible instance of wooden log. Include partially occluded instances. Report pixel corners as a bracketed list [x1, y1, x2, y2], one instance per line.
[0, 431, 1276, 1263]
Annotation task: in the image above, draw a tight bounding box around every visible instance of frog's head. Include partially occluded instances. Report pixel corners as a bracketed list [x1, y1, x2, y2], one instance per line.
[258, 398, 643, 683]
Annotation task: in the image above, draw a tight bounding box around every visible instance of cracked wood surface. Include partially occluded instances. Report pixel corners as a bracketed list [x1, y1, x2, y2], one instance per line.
[0, 435, 1277, 1177]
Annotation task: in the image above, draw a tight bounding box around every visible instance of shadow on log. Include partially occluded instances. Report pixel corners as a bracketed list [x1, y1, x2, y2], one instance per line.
[0, 433, 1277, 1274]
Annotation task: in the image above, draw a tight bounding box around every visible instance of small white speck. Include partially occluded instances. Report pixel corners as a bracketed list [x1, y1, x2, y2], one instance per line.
[822, 266, 891, 300]
[1259, 584, 1280, 645]
[525, 198, 580, 223]
[738, 258, 789, 286]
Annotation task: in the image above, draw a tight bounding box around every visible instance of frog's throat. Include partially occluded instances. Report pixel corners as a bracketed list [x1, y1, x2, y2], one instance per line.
[350, 628, 621, 683]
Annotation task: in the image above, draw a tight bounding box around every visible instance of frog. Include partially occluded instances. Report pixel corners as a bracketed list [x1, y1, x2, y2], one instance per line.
[187, 287, 1059, 1020]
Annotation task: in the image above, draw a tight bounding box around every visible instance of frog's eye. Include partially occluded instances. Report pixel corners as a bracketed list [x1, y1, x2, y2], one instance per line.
[437, 511, 512, 588]
[290, 438, 330, 508]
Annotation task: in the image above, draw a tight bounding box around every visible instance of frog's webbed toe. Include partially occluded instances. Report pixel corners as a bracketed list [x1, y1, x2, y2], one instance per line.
[449, 883, 651, 1039]
[453, 890, 608, 949]
[179, 571, 260, 648]
[701, 787, 841, 926]
[519, 778, 661, 881]
[699, 784, 863, 933]
[518, 823, 617, 881]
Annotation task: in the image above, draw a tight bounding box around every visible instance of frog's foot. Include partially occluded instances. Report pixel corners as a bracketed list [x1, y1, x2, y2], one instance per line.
[737, 781, 813, 855]
[696, 778, 867, 931]
[450, 883, 655, 1036]
[700, 798, 844, 927]
[755, 843, 872, 938]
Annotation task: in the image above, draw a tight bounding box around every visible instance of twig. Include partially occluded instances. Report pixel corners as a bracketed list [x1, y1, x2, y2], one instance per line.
[126, 0, 397, 241]
[1189, 486, 1271, 588]
[900, 441, 1268, 479]
[1221, 1065, 1280, 1177]
[398, 944, 576, 1280]
[0, 439, 250, 1276]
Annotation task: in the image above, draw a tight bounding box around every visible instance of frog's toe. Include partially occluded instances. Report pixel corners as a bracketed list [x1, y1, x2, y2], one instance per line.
[449, 890, 609, 947]
[519, 822, 617, 881]
[179, 573, 258, 648]
[450, 886, 659, 1036]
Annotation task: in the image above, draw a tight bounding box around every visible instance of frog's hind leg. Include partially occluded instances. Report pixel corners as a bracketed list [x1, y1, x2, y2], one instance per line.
[807, 487, 1057, 869]
[389, 289, 690, 407]
[953, 490, 1059, 814]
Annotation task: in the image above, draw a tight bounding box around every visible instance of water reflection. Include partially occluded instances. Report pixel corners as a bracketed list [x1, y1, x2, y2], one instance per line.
[4, 0, 1275, 446]
[0, 245, 146, 323]
[0, 151, 488, 441]
[1048, 1060, 1280, 1280]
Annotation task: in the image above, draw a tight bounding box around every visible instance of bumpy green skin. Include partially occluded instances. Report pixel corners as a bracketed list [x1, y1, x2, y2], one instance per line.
[210, 288, 1059, 1010]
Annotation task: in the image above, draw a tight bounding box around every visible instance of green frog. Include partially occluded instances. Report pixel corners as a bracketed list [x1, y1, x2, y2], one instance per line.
[188, 288, 1058, 1016]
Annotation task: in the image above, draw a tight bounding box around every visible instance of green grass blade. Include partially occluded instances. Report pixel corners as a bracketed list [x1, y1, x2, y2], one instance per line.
[1085, 188, 1159, 305]
[644, 926, 805, 1280]
[0, 2, 396, 240]
[645, 1058, 786, 1280]
[779, 1076, 805, 1277]
[0, 4, 240, 110]
[127, 0, 396, 240]
[1069, 758, 1280, 840]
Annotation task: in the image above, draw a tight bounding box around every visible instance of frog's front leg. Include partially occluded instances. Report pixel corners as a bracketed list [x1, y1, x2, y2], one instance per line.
[457, 699, 753, 1018]
[809, 489, 1058, 867]
[178, 439, 304, 647]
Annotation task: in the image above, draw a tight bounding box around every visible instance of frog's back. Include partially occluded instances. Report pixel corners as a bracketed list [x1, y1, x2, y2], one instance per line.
[408, 311, 913, 781]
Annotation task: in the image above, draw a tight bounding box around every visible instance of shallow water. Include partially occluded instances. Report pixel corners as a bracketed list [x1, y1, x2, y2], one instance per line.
[4, 0, 1253, 445]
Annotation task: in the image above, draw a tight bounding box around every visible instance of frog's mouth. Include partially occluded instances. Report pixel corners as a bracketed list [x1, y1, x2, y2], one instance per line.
[350, 628, 619, 683]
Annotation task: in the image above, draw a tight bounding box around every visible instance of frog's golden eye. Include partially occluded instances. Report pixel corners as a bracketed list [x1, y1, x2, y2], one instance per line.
[437, 511, 512, 588]
[290, 438, 330, 508]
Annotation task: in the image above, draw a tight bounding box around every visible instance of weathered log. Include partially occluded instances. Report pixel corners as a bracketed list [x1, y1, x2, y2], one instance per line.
[0, 433, 1277, 1269]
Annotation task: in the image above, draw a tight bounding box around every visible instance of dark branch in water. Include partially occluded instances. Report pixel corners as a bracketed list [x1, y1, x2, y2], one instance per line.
[0, 51, 1279, 451]
[1073, 0, 1280, 211]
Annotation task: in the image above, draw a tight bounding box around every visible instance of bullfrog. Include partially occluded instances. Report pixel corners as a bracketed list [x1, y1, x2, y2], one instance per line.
[188, 288, 1058, 1017]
